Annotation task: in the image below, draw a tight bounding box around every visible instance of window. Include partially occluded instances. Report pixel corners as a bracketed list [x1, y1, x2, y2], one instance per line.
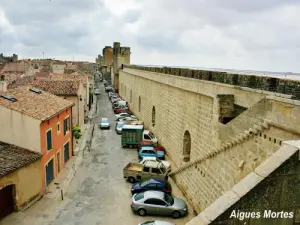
[149, 150, 156, 155]
[134, 193, 144, 201]
[152, 106, 156, 126]
[46, 130, 52, 151]
[139, 96, 141, 111]
[143, 167, 150, 172]
[151, 168, 160, 174]
[144, 134, 151, 140]
[147, 183, 157, 188]
[144, 199, 156, 205]
[130, 90, 132, 102]
[183, 130, 191, 162]
[163, 194, 174, 205]
[64, 117, 70, 135]
[57, 122, 60, 133]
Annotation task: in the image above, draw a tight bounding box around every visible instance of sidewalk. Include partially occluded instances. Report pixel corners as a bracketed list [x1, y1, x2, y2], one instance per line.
[44, 98, 97, 200]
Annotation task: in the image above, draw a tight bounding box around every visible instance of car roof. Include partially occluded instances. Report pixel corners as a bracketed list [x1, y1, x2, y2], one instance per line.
[101, 118, 108, 120]
[144, 190, 164, 199]
[141, 146, 155, 150]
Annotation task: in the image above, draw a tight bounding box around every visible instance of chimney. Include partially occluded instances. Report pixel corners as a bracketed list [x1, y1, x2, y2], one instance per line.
[0, 80, 8, 92]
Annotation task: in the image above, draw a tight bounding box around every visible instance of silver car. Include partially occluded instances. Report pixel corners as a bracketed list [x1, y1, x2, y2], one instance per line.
[115, 121, 124, 134]
[100, 117, 110, 129]
[131, 191, 188, 219]
[138, 221, 175, 225]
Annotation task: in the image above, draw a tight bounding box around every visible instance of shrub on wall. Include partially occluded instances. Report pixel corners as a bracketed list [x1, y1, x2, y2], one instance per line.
[72, 125, 82, 139]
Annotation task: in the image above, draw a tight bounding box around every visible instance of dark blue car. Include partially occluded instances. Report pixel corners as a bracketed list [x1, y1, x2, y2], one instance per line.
[131, 178, 172, 195]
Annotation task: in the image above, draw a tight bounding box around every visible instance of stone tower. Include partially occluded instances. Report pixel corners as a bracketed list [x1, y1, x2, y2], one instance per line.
[112, 42, 131, 92]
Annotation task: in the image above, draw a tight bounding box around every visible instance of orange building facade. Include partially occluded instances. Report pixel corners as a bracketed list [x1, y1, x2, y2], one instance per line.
[40, 108, 73, 191]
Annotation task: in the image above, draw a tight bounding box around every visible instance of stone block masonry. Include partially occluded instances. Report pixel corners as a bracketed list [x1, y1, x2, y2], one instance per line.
[118, 67, 300, 218]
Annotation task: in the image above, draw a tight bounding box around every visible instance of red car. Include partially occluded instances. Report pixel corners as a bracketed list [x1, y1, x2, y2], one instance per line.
[114, 107, 129, 114]
[137, 140, 165, 153]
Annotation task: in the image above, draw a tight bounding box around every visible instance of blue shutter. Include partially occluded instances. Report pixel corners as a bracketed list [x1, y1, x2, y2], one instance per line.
[47, 130, 52, 150]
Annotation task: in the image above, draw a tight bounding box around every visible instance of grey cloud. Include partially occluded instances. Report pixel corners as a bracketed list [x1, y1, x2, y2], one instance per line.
[136, 31, 184, 53]
[0, 0, 103, 25]
[121, 10, 141, 23]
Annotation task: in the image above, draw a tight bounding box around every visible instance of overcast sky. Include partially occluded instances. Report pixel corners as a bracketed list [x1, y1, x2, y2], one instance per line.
[0, 0, 300, 72]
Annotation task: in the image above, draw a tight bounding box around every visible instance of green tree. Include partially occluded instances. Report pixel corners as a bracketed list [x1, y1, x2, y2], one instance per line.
[72, 125, 82, 140]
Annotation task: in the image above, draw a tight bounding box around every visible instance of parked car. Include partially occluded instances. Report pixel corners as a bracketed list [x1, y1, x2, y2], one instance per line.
[123, 161, 168, 183]
[138, 221, 175, 225]
[131, 191, 188, 219]
[115, 121, 125, 134]
[137, 140, 165, 153]
[94, 89, 100, 95]
[114, 107, 129, 114]
[100, 117, 110, 129]
[131, 178, 172, 195]
[138, 146, 165, 160]
[116, 112, 132, 119]
[140, 157, 171, 172]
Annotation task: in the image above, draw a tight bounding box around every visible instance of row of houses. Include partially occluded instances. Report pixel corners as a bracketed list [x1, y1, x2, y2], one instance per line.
[0, 59, 95, 220]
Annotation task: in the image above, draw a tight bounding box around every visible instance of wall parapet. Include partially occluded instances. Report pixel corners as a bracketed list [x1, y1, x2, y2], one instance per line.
[123, 65, 300, 100]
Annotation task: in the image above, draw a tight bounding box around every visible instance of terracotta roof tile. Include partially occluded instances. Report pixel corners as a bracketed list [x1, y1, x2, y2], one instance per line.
[7, 76, 36, 89]
[0, 141, 42, 178]
[32, 79, 80, 96]
[0, 85, 74, 121]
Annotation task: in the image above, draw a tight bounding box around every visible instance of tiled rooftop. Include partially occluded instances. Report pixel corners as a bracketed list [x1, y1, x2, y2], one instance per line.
[7, 76, 36, 89]
[0, 141, 42, 178]
[32, 79, 80, 96]
[0, 85, 74, 121]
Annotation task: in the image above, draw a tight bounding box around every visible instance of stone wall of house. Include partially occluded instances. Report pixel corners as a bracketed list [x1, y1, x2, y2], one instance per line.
[211, 151, 300, 225]
[118, 67, 300, 214]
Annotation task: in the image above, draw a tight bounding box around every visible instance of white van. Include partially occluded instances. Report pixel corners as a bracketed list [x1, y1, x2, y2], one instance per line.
[143, 130, 158, 146]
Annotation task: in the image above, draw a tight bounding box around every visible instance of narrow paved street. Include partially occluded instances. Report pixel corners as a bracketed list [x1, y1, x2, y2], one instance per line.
[0, 76, 193, 225]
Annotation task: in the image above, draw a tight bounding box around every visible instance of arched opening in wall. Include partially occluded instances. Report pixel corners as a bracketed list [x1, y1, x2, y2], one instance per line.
[130, 90, 132, 102]
[138, 96, 141, 112]
[152, 106, 156, 126]
[182, 131, 191, 162]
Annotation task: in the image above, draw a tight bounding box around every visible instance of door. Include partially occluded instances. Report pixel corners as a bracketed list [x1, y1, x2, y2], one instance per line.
[64, 142, 70, 163]
[0, 185, 15, 219]
[46, 159, 54, 186]
[57, 152, 61, 173]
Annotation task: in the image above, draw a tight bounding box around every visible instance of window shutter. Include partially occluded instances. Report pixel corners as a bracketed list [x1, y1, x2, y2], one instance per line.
[47, 131, 52, 150]
[64, 119, 67, 135]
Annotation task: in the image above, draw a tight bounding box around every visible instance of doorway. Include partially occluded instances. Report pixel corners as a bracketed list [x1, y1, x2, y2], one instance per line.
[0, 185, 15, 219]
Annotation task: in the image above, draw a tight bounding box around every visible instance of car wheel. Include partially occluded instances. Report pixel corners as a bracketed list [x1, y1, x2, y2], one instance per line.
[172, 210, 181, 219]
[128, 177, 136, 183]
[138, 208, 146, 217]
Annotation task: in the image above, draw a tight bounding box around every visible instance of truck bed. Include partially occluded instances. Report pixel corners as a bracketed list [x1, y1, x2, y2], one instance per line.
[127, 164, 143, 172]
[123, 162, 143, 178]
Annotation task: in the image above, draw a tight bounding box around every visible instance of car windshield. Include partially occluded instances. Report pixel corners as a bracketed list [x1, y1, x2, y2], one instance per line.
[117, 122, 124, 127]
[134, 192, 144, 201]
[140, 180, 151, 187]
[141, 222, 155, 225]
[164, 193, 174, 205]
[148, 132, 155, 139]
[102, 119, 108, 123]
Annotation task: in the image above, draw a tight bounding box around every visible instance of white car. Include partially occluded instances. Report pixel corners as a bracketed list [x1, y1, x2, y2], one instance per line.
[138, 221, 175, 225]
[100, 117, 110, 129]
[116, 113, 131, 119]
[140, 157, 171, 172]
[94, 89, 100, 95]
